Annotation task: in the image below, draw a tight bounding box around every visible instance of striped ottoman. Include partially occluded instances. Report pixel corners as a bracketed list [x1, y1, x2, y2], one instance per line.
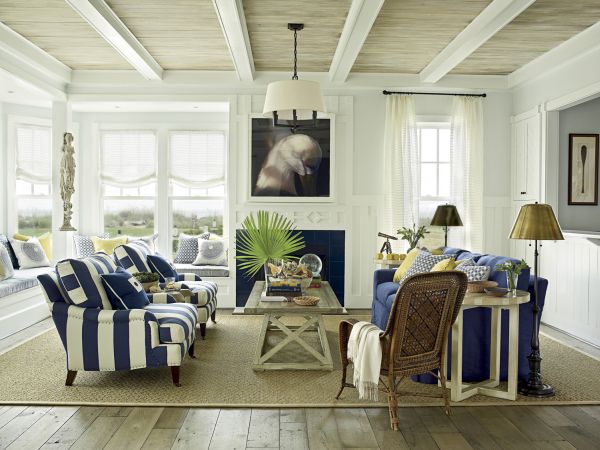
[168, 280, 218, 339]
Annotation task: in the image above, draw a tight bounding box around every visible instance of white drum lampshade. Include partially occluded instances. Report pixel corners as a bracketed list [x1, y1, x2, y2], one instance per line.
[263, 79, 326, 120]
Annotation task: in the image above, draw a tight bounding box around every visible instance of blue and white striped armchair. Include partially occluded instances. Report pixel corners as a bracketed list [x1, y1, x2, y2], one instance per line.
[37, 262, 198, 387]
[114, 243, 218, 339]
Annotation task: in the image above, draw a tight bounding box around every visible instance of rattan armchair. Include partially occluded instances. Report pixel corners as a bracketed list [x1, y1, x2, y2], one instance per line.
[336, 271, 468, 431]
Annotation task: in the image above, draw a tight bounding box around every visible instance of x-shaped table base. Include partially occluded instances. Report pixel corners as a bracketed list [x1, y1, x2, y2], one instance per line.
[253, 313, 333, 371]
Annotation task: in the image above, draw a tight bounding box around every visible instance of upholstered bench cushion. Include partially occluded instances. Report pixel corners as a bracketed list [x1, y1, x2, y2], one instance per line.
[174, 263, 229, 278]
[145, 303, 197, 344]
[0, 267, 53, 298]
[177, 281, 218, 307]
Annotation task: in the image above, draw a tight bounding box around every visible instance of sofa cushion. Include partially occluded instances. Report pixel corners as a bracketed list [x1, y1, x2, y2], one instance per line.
[400, 252, 449, 283]
[9, 238, 50, 269]
[457, 264, 491, 282]
[91, 235, 128, 255]
[376, 281, 400, 305]
[147, 254, 178, 282]
[392, 248, 419, 282]
[73, 233, 109, 258]
[0, 245, 14, 281]
[0, 277, 38, 297]
[0, 234, 19, 269]
[457, 251, 485, 262]
[193, 238, 227, 266]
[174, 263, 229, 278]
[113, 242, 151, 274]
[145, 303, 197, 344]
[100, 267, 150, 310]
[56, 253, 117, 309]
[443, 247, 467, 258]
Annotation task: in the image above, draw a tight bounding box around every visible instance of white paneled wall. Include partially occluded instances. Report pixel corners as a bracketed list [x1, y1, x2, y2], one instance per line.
[539, 234, 600, 347]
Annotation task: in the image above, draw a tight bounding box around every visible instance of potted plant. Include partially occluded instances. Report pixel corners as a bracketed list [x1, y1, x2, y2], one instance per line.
[133, 272, 159, 292]
[397, 223, 429, 252]
[494, 259, 528, 295]
[235, 211, 306, 282]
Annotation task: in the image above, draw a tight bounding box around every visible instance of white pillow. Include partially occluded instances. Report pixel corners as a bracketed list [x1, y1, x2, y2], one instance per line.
[9, 238, 51, 269]
[193, 238, 227, 266]
[0, 245, 14, 281]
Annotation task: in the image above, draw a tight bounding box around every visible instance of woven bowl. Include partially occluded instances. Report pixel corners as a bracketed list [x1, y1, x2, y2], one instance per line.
[294, 296, 320, 306]
[467, 280, 498, 293]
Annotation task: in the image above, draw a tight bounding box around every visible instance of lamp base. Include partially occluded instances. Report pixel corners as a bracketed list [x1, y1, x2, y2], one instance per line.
[518, 380, 555, 398]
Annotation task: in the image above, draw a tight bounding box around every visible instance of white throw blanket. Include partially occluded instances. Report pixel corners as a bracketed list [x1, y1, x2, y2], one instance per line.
[347, 321, 382, 401]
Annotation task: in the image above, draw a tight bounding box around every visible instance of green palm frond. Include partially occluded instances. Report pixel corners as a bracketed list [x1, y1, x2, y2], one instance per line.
[235, 210, 305, 278]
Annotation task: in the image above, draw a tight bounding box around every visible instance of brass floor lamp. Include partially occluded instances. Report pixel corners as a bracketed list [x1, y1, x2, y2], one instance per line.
[509, 202, 564, 397]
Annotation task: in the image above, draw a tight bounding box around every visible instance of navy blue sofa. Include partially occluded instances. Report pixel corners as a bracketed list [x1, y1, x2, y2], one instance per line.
[372, 247, 547, 383]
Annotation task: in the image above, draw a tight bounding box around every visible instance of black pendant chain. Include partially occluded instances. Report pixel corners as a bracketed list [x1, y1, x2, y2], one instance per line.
[292, 27, 298, 80]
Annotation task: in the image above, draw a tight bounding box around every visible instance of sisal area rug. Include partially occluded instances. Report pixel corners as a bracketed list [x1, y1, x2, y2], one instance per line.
[0, 313, 599, 407]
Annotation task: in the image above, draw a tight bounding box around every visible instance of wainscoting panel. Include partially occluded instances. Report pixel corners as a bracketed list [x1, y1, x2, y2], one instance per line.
[540, 234, 600, 347]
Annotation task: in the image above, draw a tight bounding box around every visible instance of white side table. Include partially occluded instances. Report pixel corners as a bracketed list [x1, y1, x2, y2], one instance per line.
[445, 290, 530, 401]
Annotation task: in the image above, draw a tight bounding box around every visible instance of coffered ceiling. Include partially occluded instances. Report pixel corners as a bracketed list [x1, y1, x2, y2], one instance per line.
[0, 0, 599, 85]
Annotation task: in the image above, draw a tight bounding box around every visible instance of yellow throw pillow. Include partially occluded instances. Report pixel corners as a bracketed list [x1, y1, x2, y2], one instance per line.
[431, 248, 444, 255]
[92, 236, 128, 255]
[431, 258, 457, 272]
[393, 248, 420, 283]
[13, 233, 31, 242]
[37, 232, 53, 260]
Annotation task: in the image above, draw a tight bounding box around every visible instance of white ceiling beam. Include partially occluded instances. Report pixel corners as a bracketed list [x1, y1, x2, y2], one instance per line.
[420, 0, 536, 83]
[508, 20, 600, 88]
[65, 0, 163, 80]
[328, 0, 385, 83]
[212, 0, 255, 82]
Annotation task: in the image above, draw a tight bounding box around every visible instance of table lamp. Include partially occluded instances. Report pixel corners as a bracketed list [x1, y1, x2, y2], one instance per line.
[431, 204, 463, 247]
[509, 202, 564, 397]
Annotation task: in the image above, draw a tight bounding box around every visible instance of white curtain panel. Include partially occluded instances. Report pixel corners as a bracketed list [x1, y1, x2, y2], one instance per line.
[450, 96, 484, 252]
[382, 95, 419, 245]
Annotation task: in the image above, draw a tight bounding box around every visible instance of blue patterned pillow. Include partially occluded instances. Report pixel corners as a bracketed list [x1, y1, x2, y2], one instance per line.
[100, 267, 149, 310]
[400, 251, 449, 284]
[113, 242, 151, 274]
[73, 233, 109, 258]
[56, 252, 117, 309]
[458, 264, 491, 282]
[147, 254, 178, 282]
[173, 232, 210, 264]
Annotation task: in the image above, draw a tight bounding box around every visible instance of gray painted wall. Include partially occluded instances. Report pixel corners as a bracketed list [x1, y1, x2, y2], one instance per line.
[559, 97, 600, 232]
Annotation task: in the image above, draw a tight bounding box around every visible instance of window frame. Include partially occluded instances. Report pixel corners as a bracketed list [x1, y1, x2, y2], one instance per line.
[98, 128, 158, 237]
[168, 129, 228, 254]
[417, 121, 452, 202]
[7, 116, 53, 236]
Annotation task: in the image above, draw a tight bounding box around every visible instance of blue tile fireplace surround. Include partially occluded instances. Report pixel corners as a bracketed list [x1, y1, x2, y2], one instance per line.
[235, 230, 346, 307]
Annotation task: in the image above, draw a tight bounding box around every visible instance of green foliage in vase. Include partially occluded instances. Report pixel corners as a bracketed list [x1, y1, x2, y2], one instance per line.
[397, 223, 429, 251]
[494, 259, 529, 275]
[133, 272, 159, 283]
[235, 211, 306, 278]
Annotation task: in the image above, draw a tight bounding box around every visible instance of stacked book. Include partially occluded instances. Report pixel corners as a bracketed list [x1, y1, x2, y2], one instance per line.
[261, 279, 301, 301]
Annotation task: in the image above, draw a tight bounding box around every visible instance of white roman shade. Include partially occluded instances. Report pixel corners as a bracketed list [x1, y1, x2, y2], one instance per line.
[101, 131, 156, 187]
[169, 131, 226, 188]
[16, 125, 52, 183]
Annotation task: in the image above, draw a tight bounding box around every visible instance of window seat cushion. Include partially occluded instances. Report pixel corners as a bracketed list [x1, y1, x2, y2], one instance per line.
[0, 267, 53, 298]
[174, 263, 229, 278]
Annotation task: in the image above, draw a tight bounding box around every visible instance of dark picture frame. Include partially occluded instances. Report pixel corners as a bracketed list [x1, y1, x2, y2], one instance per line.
[249, 116, 333, 202]
[568, 133, 599, 205]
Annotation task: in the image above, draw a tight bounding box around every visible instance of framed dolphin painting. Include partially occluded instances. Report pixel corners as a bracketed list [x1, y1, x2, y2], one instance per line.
[568, 133, 599, 205]
[249, 116, 334, 202]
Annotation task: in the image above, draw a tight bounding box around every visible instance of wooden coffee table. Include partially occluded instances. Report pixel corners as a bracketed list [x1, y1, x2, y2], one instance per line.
[243, 281, 346, 371]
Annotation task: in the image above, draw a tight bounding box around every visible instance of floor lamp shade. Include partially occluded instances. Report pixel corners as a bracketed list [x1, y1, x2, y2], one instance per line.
[430, 205, 463, 228]
[509, 203, 564, 241]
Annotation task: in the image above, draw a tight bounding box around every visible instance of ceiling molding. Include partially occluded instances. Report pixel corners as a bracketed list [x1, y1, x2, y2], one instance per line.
[65, 0, 163, 80]
[508, 21, 600, 88]
[0, 22, 71, 86]
[420, 0, 536, 83]
[328, 0, 385, 83]
[212, 0, 254, 81]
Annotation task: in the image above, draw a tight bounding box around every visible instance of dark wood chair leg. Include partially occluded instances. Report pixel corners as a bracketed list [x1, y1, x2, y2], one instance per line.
[199, 323, 206, 339]
[211, 310, 217, 323]
[188, 342, 196, 358]
[336, 364, 347, 399]
[388, 374, 399, 431]
[171, 366, 181, 387]
[65, 370, 77, 386]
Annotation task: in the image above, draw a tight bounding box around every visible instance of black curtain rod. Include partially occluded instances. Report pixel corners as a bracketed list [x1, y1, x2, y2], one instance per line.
[382, 90, 486, 98]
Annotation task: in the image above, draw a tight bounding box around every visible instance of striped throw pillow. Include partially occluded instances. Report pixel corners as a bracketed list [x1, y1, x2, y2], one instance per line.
[113, 242, 152, 274]
[56, 252, 117, 309]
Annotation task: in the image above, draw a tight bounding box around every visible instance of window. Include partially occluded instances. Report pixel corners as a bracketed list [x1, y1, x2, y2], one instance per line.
[169, 131, 226, 254]
[418, 124, 451, 223]
[15, 124, 52, 235]
[100, 131, 156, 237]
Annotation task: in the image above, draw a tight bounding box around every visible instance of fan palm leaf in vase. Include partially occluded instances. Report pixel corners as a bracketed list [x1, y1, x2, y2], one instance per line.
[235, 210, 305, 278]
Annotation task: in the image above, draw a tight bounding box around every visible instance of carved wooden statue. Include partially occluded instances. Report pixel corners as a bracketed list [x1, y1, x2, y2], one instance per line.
[59, 132, 77, 231]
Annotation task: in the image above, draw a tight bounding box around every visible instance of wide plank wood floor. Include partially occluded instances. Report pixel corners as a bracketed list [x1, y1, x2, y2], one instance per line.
[0, 405, 599, 449]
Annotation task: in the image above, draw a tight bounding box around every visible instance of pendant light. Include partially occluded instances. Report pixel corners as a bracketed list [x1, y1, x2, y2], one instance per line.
[262, 23, 326, 131]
